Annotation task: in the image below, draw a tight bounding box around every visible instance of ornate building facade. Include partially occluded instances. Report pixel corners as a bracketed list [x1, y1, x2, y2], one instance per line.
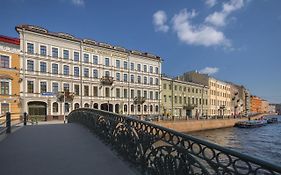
[16, 25, 161, 120]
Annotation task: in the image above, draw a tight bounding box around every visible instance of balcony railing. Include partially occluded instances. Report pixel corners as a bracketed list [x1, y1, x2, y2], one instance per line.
[183, 104, 197, 110]
[100, 76, 113, 85]
[68, 108, 281, 175]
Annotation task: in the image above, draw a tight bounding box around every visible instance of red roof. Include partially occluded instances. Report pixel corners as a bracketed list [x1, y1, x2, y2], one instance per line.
[0, 35, 20, 45]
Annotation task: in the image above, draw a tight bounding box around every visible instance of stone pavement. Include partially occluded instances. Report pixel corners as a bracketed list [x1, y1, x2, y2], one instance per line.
[0, 123, 137, 175]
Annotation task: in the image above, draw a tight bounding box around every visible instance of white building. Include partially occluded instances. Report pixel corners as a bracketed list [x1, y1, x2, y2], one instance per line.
[16, 25, 162, 120]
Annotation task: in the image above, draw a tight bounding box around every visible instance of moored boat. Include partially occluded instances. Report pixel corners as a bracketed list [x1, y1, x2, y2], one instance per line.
[267, 118, 278, 124]
[234, 120, 267, 128]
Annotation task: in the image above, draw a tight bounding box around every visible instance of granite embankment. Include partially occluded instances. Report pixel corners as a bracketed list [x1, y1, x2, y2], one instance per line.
[153, 114, 267, 133]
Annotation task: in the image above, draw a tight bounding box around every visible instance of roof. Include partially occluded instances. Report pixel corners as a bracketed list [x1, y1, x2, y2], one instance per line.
[15, 24, 161, 61]
[0, 35, 20, 45]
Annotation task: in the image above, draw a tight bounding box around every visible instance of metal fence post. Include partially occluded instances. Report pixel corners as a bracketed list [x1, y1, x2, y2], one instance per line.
[24, 112, 27, 126]
[6, 112, 11, 134]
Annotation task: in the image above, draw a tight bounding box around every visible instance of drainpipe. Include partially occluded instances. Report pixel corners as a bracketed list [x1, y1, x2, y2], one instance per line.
[22, 28, 26, 114]
[80, 41, 83, 107]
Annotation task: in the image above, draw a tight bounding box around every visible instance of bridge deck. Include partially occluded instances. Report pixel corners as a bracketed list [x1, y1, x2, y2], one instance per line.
[0, 123, 136, 175]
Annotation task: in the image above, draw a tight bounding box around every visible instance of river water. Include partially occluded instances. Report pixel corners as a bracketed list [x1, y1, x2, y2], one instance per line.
[189, 115, 281, 165]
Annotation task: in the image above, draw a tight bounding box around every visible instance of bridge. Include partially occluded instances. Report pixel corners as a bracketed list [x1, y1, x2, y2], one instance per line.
[1, 109, 281, 175]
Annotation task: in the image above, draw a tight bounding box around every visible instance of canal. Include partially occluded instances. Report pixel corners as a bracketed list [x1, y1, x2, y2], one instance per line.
[189, 115, 281, 165]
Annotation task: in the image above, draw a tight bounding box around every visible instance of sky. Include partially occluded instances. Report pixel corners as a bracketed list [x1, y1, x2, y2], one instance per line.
[1, 0, 281, 103]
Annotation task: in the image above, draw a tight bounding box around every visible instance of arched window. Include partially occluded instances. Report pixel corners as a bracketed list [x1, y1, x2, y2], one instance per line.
[53, 102, 58, 113]
[138, 105, 141, 112]
[124, 104, 127, 112]
[131, 104, 134, 112]
[155, 105, 159, 112]
[150, 105, 153, 112]
[84, 103, 89, 108]
[93, 103, 98, 109]
[74, 103, 79, 109]
[144, 105, 147, 112]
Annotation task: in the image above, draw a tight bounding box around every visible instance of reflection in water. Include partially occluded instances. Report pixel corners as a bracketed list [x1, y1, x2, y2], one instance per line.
[188, 115, 281, 165]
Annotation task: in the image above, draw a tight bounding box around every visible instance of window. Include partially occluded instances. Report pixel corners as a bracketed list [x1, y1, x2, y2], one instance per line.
[84, 68, 89, 77]
[0, 80, 10, 95]
[131, 105, 134, 112]
[155, 105, 159, 112]
[53, 102, 58, 113]
[150, 77, 153, 85]
[131, 62, 134, 70]
[0, 55, 9, 68]
[1, 103, 9, 114]
[150, 91, 153, 100]
[137, 76, 141, 84]
[63, 65, 69, 75]
[123, 74, 128, 82]
[27, 60, 34, 71]
[184, 97, 187, 104]
[175, 96, 177, 103]
[84, 103, 89, 108]
[137, 64, 141, 71]
[84, 54, 89, 63]
[143, 65, 147, 72]
[93, 69, 98, 78]
[155, 92, 159, 100]
[52, 82, 58, 93]
[74, 84, 79, 95]
[163, 84, 167, 89]
[150, 66, 153, 73]
[144, 76, 147, 84]
[179, 96, 182, 104]
[105, 71, 110, 77]
[105, 87, 110, 97]
[116, 88, 120, 98]
[74, 67, 79, 77]
[124, 61, 128, 69]
[63, 50, 69, 59]
[65, 103, 69, 112]
[155, 78, 159, 85]
[105, 58, 110, 66]
[74, 52, 79, 62]
[124, 104, 127, 112]
[84, 85, 89, 96]
[116, 60, 120, 68]
[116, 72, 120, 81]
[93, 55, 98, 64]
[124, 89, 128, 98]
[63, 83, 69, 91]
[27, 81, 34, 93]
[164, 95, 167, 102]
[144, 105, 147, 112]
[93, 86, 98, 97]
[130, 75, 134, 83]
[40, 82, 47, 93]
[144, 91, 147, 99]
[52, 63, 58, 74]
[52, 47, 58, 58]
[74, 103, 80, 109]
[155, 67, 159, 74]
[40, 45, 47, 56]
[138, 105, 141, 112]
[40, 62, 47, 73]
[137, 90, 141, 97]
[27, 43, 34, 54]
[150, 105, 153, 112]
[130, 89, 134, 99]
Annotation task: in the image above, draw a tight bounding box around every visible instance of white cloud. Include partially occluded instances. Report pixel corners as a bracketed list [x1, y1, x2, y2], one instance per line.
[200, 67, 219, 75]
[153, 10, 169, 32]
[71, 0, 84, 6]
[172, 9, 229, 47]
[205, 0, 217, 8]
[205, 0, 245, 27]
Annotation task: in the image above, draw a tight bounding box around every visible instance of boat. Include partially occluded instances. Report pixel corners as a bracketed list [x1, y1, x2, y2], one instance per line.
[234, 120, 267, 128]
[267, 118, 278, 124]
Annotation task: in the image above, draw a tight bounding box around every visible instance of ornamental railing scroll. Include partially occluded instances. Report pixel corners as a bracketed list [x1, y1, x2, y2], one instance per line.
[68, 108, 281, 175]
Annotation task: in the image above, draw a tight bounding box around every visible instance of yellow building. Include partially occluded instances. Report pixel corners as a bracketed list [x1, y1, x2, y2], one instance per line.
[0, 35, 21, 120]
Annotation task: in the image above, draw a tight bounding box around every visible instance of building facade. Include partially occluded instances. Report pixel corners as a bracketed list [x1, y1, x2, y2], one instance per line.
[260, 99, 269, 113]
[268, 104, 276, 114]
[250, 95, 262, 113]
[16, 25, 161, 120]
[161, 76, 208, 119]
[0, 35, 20, 119]
[229, 83, 250, 116]
[178, 71, 231, 117]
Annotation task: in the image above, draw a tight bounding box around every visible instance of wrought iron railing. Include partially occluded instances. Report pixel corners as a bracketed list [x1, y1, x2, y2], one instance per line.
[68, 108, 281, 175]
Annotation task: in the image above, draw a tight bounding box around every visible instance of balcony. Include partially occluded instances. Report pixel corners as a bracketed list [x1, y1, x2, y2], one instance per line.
[183, 104, 197, 110]
[100, 76, 114, 86]
[133, 96, 146, 104]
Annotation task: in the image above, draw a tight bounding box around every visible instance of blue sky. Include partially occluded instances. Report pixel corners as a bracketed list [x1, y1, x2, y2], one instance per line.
[1, 0, 281, 103]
